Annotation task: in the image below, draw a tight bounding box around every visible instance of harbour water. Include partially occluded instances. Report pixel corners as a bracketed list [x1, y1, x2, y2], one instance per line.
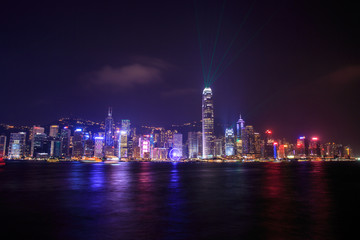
[0, 161, 359, 239]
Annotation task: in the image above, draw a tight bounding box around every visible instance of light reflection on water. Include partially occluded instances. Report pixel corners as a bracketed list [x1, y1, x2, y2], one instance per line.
[0, 161, 358, 240]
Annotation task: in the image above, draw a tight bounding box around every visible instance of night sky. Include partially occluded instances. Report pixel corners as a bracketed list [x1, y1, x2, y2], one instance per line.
[1, 0, 359, 153]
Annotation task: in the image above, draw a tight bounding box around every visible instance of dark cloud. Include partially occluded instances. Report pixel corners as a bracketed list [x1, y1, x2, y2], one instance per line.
[85, 57, 172, 90]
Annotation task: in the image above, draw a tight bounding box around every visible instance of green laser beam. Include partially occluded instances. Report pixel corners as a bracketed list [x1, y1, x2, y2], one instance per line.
[194, 0, 207, 84]
[209, 2, 280, 86]
[205, 0, 227, 86]
[208, 0, 257, 86]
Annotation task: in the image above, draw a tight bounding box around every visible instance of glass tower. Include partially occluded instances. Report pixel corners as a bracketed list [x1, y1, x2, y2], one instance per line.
[202, 87, 214, 159]
[105, 107, 114, 147]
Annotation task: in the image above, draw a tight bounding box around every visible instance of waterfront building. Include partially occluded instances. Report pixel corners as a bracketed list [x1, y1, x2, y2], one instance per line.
[8, 132, 26, 159]
[29, 126, 44, 141]
[0, 135, 6, 157]
[264, 130, 274, 158]
[225, 128, 235, 156]
[32, 133, 49, 158]
[139, 135, 151, 159]
[72, 129, 84, 158]
[254, 132, 261, 158]
[49, 125, 59, 138]
[242, 125, 255, 157]
[94, 136, 104, 158]
[236, 115, 245, 155]
[310, 137, 321, 157]
[84, 138, 94, 157]
[213, 138, 223, 157]
[104, 107, 114, 156]
[188, 131, 202, 159]
[152, 128, 165, 148]
[60, 127, 71, 157]
[119, 130, 128, 159]
[152, 148, 168, 160]
[202, 87, 214, 159]
[173, 133, 183, 158]
[50, 140, 61, 157]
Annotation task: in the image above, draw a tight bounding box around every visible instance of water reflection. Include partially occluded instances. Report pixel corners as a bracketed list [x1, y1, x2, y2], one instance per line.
[164, 163, 189, 239]
[132, 162, 161, 239]
[262, 162, 295, 239]
[89, 163, 105, 190]
[308, 162, 332, 239]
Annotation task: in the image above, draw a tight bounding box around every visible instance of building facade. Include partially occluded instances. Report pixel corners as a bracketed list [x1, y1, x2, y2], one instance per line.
[202, 87, 214, 159]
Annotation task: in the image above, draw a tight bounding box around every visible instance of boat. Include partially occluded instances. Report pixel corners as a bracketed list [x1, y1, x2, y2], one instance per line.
[80, 157, 102, 163]
[103, 156, 119, 164]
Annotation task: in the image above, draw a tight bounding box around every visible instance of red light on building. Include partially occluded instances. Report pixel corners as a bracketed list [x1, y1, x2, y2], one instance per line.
[312, 137, 318, 141]
[273, 142, 278, 145]
[265, 130, 272, 134]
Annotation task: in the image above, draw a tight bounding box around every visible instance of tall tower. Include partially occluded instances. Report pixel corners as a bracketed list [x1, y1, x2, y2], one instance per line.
[105, 107, 114, 147]
[236, 114, 245, 140]
[202, 87, 214, 159]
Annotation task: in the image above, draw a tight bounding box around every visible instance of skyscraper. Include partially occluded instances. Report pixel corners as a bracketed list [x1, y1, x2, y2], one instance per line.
[30, 126, 44, 141]
[188, 131, 201, 159]
[242, 125, 255, 157]
[8, 132, 26, 159]
[60, 127, 71, 158]
[225, 128, 235, 156]
[119, 130, 128, 159]
[139, 135, 150, 159]
[32, 133, 48, 158]
[173, 133, 183, 158]
[236, 115, 245, 156]
[72, 129, 84, 158]
[104, 107, 114, 157]
[202, 87, 214, 159]
[94, 136, 104, 158]
[121, 119, 131, 135]
[49, 125, 59, 138]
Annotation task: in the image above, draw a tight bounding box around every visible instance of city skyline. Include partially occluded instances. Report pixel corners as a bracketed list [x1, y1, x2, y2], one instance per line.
[1, 0, 359, 154]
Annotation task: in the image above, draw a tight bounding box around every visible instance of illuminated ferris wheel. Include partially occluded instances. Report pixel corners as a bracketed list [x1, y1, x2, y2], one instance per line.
[169, 148, 181, 161]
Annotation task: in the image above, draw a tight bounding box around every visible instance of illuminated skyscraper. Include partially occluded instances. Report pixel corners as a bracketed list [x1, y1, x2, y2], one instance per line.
[188, 131, 201, 159]
[60, 127, 71, 157]
[264, 130, 274, 158]
[173, 133, 183, 158]
[72, 129, 84, 158]
[105, 107, 114, 146]
[8, 132, 26, 159]
[49, 125, 59, 138]
[32, 133, 48, 158]
[119, 130, 128, 159]
[242, 125, 255, 157]
[139, 135, 150, 159]
[104, 107, 114, 157]
[213, 138, 223, 157]
[236, 115, 245, 156]
[30, 126, 44, 141]
[121, 120, 131, 135]
[94, 136, 104, 158]
[254, 132, 261, 158]
[225, 128, 235, 156]
[202, 87, 214, 159]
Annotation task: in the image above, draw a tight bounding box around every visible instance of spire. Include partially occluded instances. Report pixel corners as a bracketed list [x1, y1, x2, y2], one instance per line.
[108, 107, 112, 117]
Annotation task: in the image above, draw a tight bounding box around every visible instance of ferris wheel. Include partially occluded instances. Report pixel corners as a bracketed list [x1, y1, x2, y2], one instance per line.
[169, 148, 181, 161]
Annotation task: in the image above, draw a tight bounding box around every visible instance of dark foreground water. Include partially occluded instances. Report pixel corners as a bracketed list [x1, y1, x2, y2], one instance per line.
[1, 161, 360, 240]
